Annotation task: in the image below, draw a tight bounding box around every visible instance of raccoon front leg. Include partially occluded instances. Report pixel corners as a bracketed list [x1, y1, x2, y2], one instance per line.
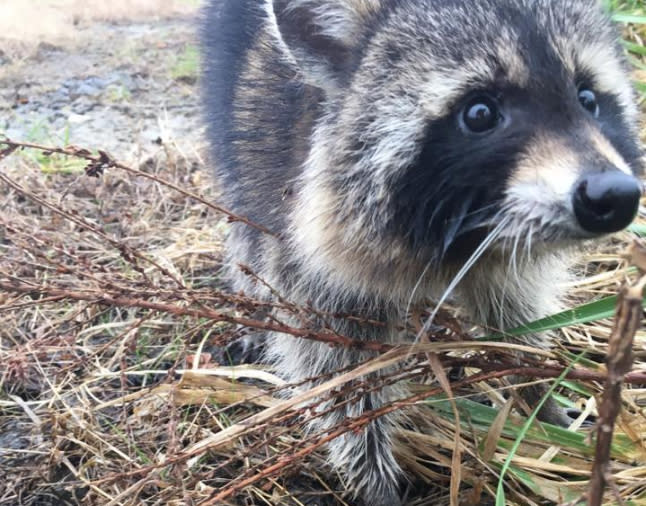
[221, 332, 266, 364]
[223, 309, 269, 365]
[268, 335, 406, 505]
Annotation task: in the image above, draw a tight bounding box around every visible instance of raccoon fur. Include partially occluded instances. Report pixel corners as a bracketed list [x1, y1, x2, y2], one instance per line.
[201, 0, 643, 504]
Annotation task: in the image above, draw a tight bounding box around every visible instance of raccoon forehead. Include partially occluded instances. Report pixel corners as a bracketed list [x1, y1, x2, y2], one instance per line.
[357, 0, 625, 80]
[347, 0, 632, 118]
[356, 26, 528, 119]
[545, 26, 638, 124]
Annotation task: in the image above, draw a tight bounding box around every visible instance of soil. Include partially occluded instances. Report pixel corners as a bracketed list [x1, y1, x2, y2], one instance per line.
[0, 2, 203, 159]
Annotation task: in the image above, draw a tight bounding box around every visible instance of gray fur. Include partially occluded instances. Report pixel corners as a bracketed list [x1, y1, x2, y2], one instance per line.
[201, 0, 642, 503]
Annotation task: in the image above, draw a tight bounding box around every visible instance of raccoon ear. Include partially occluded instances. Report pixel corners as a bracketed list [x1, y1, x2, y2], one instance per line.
[270, 0, 379, 89]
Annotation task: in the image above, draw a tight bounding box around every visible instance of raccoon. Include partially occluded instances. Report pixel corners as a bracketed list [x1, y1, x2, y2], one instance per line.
[201, 0, 643, 504]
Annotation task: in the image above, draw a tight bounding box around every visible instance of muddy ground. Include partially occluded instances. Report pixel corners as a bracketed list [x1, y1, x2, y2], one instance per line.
[0, 0, 203, 159]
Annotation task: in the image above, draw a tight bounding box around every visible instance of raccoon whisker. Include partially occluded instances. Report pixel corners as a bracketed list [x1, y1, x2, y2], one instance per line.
[497, 289, 507, 333]
[414, 216, 511, 343]
[403, 258, 434, 326]
[498, 218, 522, 330]
[525, 223, 534, 264]
[406, 200, 502, 322]
[498, 248, 513, 330]
[441, 193, 475, 254]
[501, 230, 512, 259]
[511, 230, 522, 283]
[461, 202, 499, 218]
[446, 202, 501, 235]
[465, 201, 501, 222]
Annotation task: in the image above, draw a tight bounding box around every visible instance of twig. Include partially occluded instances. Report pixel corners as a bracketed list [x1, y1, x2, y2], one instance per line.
[0, 138, 279, 238]
[588, 240, 646, 506]
[0, 279, 392, 352]
[0, 171, 185, 287]
[5, 278, 646, 387]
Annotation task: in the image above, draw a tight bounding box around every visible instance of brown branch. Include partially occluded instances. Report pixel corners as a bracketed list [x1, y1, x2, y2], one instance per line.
[0, 138, 278, 238]
[588, 241, 646, 506]
[4, 278, 646, 385]
[0, 279, 391, 353]
[0, 171, 185, 287]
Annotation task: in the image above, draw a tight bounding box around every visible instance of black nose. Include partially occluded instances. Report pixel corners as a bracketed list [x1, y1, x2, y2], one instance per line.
[572, 171, 642, 234]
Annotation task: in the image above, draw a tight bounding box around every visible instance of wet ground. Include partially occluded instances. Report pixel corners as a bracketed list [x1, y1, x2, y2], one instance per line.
[0, 9, 202, 159]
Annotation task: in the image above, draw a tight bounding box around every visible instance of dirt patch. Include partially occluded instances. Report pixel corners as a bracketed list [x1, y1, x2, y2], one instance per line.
[0, 1, 202, 160]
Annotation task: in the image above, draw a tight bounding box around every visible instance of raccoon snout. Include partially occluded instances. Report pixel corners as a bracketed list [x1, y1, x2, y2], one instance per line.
[572, 171, 642, 234]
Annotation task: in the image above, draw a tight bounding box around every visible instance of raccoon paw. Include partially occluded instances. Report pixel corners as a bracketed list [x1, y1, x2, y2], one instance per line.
[520, 384, 595, 428]
[563, 407, 597, 428]
[536, 398, 596, 428]
[219, 334, 265, 365]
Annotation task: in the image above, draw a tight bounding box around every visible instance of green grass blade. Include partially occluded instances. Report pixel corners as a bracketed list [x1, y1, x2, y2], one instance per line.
[624, 40, 646, 56]
[629, 223, 646, 236]
[427, 397, 638, 460]
[502, 465, 584, 503]
[481, 296, 625, 340]
[495, 353, 585, 506]
[430, 398, 591, 452]
[613, 13, 646, 24]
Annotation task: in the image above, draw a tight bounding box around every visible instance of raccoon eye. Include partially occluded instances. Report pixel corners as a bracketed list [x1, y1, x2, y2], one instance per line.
[578, 88, 599, 117]
[461, 95, 500, 134]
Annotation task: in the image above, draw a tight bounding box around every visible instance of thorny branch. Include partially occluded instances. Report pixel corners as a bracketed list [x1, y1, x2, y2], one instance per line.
[0, 279, 393, 353]
[0, 171, 186, 288]
[3, 278, 646, 386]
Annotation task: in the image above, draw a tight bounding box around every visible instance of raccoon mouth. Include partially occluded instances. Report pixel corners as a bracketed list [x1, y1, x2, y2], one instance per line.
[443, 227, 492, 260]
[443, 217, 581, 262]
[439, 174, 642, 262]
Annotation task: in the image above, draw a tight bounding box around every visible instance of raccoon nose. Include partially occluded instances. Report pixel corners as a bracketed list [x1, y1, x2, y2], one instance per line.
[572, 171, 642, 234]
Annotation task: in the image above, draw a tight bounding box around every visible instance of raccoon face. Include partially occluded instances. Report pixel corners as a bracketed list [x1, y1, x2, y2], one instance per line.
[273, 0, 643, 270]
